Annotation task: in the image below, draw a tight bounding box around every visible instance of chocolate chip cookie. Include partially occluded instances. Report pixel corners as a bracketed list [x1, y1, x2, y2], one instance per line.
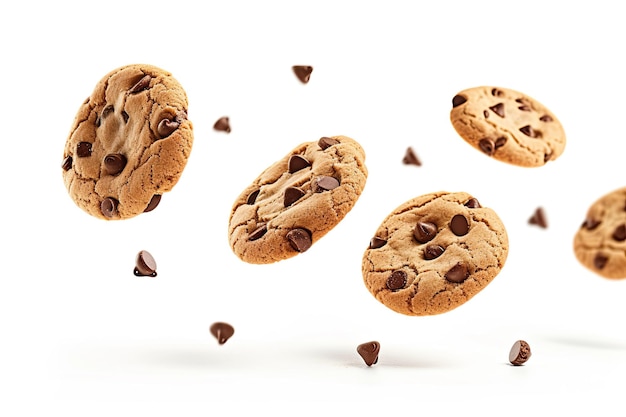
[228, 136, 367, 264]
[61, 64, 193, 220]
[362, 191, 509, 316]
[450, 86, 565, 167]
[574, 186, 626, 279]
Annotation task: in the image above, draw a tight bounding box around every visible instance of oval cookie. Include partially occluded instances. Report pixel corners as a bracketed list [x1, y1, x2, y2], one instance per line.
[362, 191, 509, 316]
[228, 135, 367, 264]
[574, 186, 626, 279]
[450, 86, 565, 167]
[61, 64, 193, 220]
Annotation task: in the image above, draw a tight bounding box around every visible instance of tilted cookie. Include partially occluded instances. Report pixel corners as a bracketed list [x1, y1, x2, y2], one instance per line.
[450, 86, 565, 167]
[61, 64, 193, 220]
[228, 135, 367, 264]
[362, 191, 508, 316]
[573, 186, 626, 279]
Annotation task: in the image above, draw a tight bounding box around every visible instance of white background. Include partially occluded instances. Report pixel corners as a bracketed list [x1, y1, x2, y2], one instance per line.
[2, 0, 626, 414]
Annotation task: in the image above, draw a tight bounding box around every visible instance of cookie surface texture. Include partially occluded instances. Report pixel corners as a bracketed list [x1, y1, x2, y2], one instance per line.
[450, 86, 565, 167]
[362, 191, 508, 316]
[228, 136, 367, 264]
[61, 64, 193, 220]
[573, 187, 626, 279]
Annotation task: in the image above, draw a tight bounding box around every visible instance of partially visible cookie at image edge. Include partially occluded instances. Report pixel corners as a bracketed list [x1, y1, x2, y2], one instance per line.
[450, 86, 565, 167]
[362, 191, 509, 316]
[61, 64, 194, 220]
[228, 135, 367, 264]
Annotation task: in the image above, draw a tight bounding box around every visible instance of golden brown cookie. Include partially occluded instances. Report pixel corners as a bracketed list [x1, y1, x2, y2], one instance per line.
[573, 186, 626, 279]
[450, 86, 565, 167]
[362, 191, 508, 316]
[61, 64, 193, 220]
[228, 135, 367, 264]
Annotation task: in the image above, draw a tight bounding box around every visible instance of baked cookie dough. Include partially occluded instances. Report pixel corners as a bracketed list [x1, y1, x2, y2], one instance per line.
[362, 191, 508, 316]
[574, 186, 626, 279]
[228, 135, 367, 264]
[450, 86, 565, 167]
[61, 64, 193, 220]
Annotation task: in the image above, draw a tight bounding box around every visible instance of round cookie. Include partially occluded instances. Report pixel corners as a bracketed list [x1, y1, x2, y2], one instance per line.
[450, 86, 565, 167]
[228, 135, 367, 264]
[362, 191, 509, 316]
[61, 64, 193, 220]
[573, 186, 626, 279]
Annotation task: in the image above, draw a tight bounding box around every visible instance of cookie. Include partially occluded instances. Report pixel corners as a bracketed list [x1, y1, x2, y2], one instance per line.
[362, 191, 508, 316]
[61, 64, 193, 220]
[450, 86, 565, 167]
[573, 186, 626, 279]
[228, 135, 367, 264]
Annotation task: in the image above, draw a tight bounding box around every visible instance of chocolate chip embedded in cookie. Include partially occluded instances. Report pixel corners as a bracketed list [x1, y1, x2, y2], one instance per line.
[573, 186, 626, 279]
[61, 64, 193, 220]
[228, 135, 367, 264]
[362, 191, 509, 316]
[450, 86, 565, 167]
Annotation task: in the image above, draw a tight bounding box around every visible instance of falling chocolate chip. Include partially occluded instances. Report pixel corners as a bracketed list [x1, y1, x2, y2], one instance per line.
[509, 340, 531, 366]
[288, 155, 311, 173]
[134, 250, 157, 277]
[158, 118, 180, 138]
[286, 228, 312, 252]
[318, 136, 339, 150]
[143, 194, 161, 213]
[445, 262, 469, 283]
[594, 253, 608, 270]
[246, 190, 260, 205]
[357, 341, 380, 366]
[489, 103, 505, 118]
[61, 156, 72, 171]
[491, 88, 503, 97]
[129, 74, 151, 94]
[452, 95, 467, 107]
[76, 142, 93, 158]
[612, 224, 626, 241]
[402, 147, 421, 166]
[539, 115, 553, 122]
[465, 198, 481, 208]
[210, 322, 235, 345]
[424, 244, 445, 260]
[369, 237, 387, 249]
[479, 138, 495, 155]
[387, 270, 407, 291]
[528, 207, 548, 228]
[100, 197, 119, 218]
[313, 176, 340, 193]
[292, 65, 313, 84]
[103, 153, 127, 176]
[450, 214, 469, 236]
[519, 125, 538, 138]
[414, 221, 437, 243]
[213, 116, 231, 133]
[284, 186, 305, 207]
[248, 224, 268, 241]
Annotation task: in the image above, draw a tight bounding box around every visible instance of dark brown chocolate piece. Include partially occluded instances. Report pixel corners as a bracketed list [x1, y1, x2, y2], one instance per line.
[313, 176, 340, 192]
[134, 250, 157, 277]
[104, 153, 127, 176]
[284, 186, 305, 207]
[479, 138, 495, 155]
[495, 137, 507, 149]
[612, 224, 626, 241]
[62, 156, 72, 171]
[129, 74, 151, 94]
[519, 125, 538, 138]
[288, 155, 310, 173]
[76, 142, 93, 158]
[121, 111, 129, 123]
[158, 118, 180, 138]
[582, 218, 601, 230]
[369, 237, 387, 249]
[287, 228, 312, 252]
[489, 103, 505, 117]
[213, 116, 231, 133]
[491, 88, 503, 97]
[424, 244, 444, 260]
[402, 147, 421, 166]
[100, 197, 119, 218]
[102, 105, 114, 119]
[529, 207, 548, 228]
[445, 262, 469, 283]
[357, 341, 380, 367]
[143, 194, 161, 213]
[318, 136, 339, 150]
[414, 221, 437, 243]
[292, 65, 313, 84]
[594, 253, 608, 270]
[210, 322, 235, 345]
[465, 198, 481, 208]
[452, 95, 467, 107]
[246, 190, 260, 205]
[539, 115, 553, 122]
[386, 270, 407, 291]
[450, 214, 469, 236]
[509, 340, 531, 366]
[249, 224, 268, 241]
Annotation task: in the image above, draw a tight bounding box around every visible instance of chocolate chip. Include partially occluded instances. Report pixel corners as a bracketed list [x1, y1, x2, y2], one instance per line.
[61, 156, 72, 171]
[122, 111, 129, 123]
[129, 74, 151, 94]
[134, 250, 157, 277]
[491, 88, 503, 97]
[612, 224, 626, 241]
[489, 103, 505, 117]
[246, 190, 260, 205]
[76, 142, 93, 158]
[103, 153, 127, 176]
[143, 194, 161, 213]
[102, 105, 114, 119]
[518, 105, 531, 111]
[100, 197, 119, 218]
[369, 237, 387, 249]
[582, 218, 601, 230]
[213, 116, 231, 133]
[313, 176, 339, 193]
[318, 136, 339, 150]
[450, 214, 469, 236]
[509, 340, 531, 366]
[452, 94, 467, 107]
[286, 228, 312, 252]
[528, 207, 548, 228]
[519, 125, 538, 138]
[465, 198, 481, 208]
[357, 341, 380, 367]
[414, 221, 437, 243]
[292, 65, 313, 84]
[210, 322, 235, 345]
[495, 137, 507, 149]
[248, 223, 268, 241]
[445, 262, 469, 283]
[386, 270, 407, 291]
[479, 138, 495, 155]
[158, 118, 180, 138]
[288, 155, 311, 173]
[424, 244, 445, 260]
[544, 151, 553, 163]
[594, 254, 608, 270]
[539, 115, 553, 122]
[284, 186, 305, 207]
[402, 147, 421, 166]
[483, 110, 489, 118]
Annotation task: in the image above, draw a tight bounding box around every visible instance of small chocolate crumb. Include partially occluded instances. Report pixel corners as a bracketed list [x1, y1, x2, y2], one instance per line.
[134, 250, 157, 277]
[357, 341, 380, 366]
[528, 207, 548, 228]
[213, 116, 231, 133]
[292, 65, 313, 84]
[402, 147, 421, 166]
[210, 322, 235, 345]
[509, 340, 531, 366]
